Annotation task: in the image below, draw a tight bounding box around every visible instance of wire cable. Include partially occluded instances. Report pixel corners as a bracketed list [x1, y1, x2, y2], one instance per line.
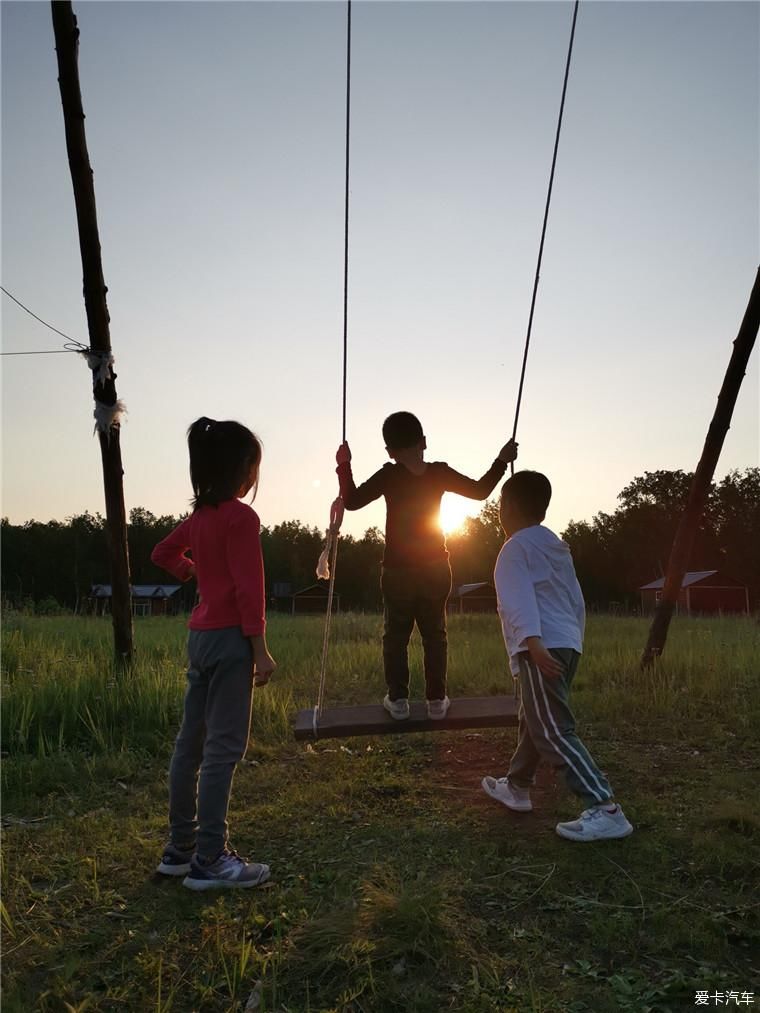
[1, 285, 83, 345]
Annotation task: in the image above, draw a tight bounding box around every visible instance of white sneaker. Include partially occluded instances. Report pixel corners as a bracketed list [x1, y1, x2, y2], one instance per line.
[556, 804, 633, 842]
[426, 696, 450, 720]
[383, 694, 410, 720]
[481, 775, 533, 812]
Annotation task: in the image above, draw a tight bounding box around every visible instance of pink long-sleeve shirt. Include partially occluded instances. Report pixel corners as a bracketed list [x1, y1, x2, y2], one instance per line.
[151, 499, 266, 636]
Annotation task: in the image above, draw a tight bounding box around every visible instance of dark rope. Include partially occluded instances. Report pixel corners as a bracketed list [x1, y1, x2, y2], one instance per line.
[511, 0, 580, 472]
[341, 0, 352, 443]
[314, 0, 352, 728]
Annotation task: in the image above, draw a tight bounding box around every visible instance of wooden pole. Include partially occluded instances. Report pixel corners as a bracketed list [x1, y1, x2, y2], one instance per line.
[641, 267, 760, 667]
[51, 1, 133, 664]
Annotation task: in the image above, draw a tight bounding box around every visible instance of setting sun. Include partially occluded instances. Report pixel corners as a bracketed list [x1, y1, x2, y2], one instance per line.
[439, 494, 477, 535]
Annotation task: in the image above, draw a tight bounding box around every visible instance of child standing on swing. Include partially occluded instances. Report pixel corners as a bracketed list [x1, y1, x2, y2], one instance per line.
[336, 411, 517, 719]
[152, 417, 276, 889]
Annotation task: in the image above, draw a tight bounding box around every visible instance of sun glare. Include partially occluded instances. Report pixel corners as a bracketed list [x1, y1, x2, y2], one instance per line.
[440, 494, 476, 535]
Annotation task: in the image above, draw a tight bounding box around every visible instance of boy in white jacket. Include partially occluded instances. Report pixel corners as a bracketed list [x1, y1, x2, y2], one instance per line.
[482, 471, 633, 842]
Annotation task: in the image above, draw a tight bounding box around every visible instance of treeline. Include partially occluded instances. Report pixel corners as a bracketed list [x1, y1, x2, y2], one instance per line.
[1, 468, 757, 613]
[562, 469, 760, 608]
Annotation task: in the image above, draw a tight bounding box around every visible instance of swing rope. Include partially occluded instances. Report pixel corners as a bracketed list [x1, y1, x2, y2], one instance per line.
[313, 0, 352, 734]
[314, 496, 345, 733]
[510, 0, 580, 472]
[341, 0, 352, 445]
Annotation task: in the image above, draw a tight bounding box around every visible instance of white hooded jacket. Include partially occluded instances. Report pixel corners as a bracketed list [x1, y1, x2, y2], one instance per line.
[493, 524, 585, 674]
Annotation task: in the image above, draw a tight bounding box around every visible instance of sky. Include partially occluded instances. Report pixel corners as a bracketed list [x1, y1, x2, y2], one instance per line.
[2, 0, 758, 543]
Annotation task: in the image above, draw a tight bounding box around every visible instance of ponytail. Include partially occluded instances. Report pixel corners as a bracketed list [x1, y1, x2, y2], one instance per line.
[187, 417, 262, 510]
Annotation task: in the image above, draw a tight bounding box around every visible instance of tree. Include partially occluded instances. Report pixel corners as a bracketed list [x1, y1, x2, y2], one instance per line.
[260, 520, 324, 595]
[128, 508, 186, 584]
[562, 468, 759, 609]
[711, 469, 760, 598]
[448, 498, 504, 587]
[332, 527, 385, 610]
[3, 470, 756, 613]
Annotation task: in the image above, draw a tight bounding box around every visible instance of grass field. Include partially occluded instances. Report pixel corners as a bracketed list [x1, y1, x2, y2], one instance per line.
[2, 612, 759, 1012]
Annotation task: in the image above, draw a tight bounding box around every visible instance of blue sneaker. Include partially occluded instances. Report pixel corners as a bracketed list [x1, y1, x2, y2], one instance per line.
[156, 843, 195, 876]
[183, 848, 271, 891]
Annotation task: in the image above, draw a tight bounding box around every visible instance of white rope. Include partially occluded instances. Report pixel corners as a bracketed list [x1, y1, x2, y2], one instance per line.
[313, 497, 344, 735]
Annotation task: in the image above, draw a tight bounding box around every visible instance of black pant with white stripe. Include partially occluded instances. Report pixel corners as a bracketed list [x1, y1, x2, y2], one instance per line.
[509, 648, 613, 808]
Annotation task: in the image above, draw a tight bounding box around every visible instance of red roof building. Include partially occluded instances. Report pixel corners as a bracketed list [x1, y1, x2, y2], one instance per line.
[639, 570, 749, 615]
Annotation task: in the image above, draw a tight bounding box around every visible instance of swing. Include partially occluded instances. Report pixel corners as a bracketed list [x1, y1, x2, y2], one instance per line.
[294, 0, 580, 741]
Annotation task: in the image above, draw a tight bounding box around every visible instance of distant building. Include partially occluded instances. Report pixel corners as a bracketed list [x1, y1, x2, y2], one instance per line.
[639, 571, 749, 615]
[89, 584, 187, 617]
[270, 581, 294, 613]
[291, 581, 340, 615]
[448, 582, 498, 614]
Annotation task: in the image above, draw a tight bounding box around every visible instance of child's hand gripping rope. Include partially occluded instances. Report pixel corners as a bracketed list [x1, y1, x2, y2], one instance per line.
[497, 438, 519, 465]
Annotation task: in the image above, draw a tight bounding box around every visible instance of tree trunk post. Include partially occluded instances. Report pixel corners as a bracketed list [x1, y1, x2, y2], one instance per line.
[51, 1, 133, 665]
[641, 267, 760, 667]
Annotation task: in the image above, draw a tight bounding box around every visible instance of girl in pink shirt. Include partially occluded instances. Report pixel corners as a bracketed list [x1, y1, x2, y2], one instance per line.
[152, 417, 276, 890]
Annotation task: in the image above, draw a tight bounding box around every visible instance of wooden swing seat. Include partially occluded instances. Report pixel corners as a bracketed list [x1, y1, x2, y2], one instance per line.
[294, 694, 519, 740]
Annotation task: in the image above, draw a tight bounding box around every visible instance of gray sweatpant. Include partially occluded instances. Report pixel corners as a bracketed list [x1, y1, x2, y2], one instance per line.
[168, 627, 254, 860]
[508, 648, 613, 808]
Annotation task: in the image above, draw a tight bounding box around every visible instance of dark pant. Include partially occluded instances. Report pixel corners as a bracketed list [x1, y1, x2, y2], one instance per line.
[508, 648, 613, 808]
[168, 627, 254, 860]
[381, 559, 452, 701]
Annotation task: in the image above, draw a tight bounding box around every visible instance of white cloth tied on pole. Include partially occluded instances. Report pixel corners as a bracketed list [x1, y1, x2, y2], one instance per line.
[93, 398, 127, 435]
[78, 347, 115, 385]
[316, 497, 345, 579]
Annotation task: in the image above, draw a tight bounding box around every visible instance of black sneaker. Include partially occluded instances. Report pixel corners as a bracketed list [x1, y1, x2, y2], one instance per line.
[183, 848, 271, 891]
[156, 843, 195, 876]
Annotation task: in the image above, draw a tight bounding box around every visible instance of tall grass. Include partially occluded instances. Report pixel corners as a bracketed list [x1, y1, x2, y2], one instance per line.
[2, 612, 759, 1012]
[2, 612, 758, 761]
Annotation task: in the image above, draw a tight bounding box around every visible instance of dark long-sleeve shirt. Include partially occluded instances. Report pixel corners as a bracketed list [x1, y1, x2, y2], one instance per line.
[337, 459, 508, 567]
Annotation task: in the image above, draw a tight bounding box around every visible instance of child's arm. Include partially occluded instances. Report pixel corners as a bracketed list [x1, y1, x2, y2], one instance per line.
[442, 439, 518, 500]
[524, 637, 566, 679]
[229, 515, 276, 685]
[225, 509, 267, 639]
[250, 634, 276, 686]
[151, 518, 195, 582]
[336, 442, 387, 510]
[495, 541, 565, 679]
